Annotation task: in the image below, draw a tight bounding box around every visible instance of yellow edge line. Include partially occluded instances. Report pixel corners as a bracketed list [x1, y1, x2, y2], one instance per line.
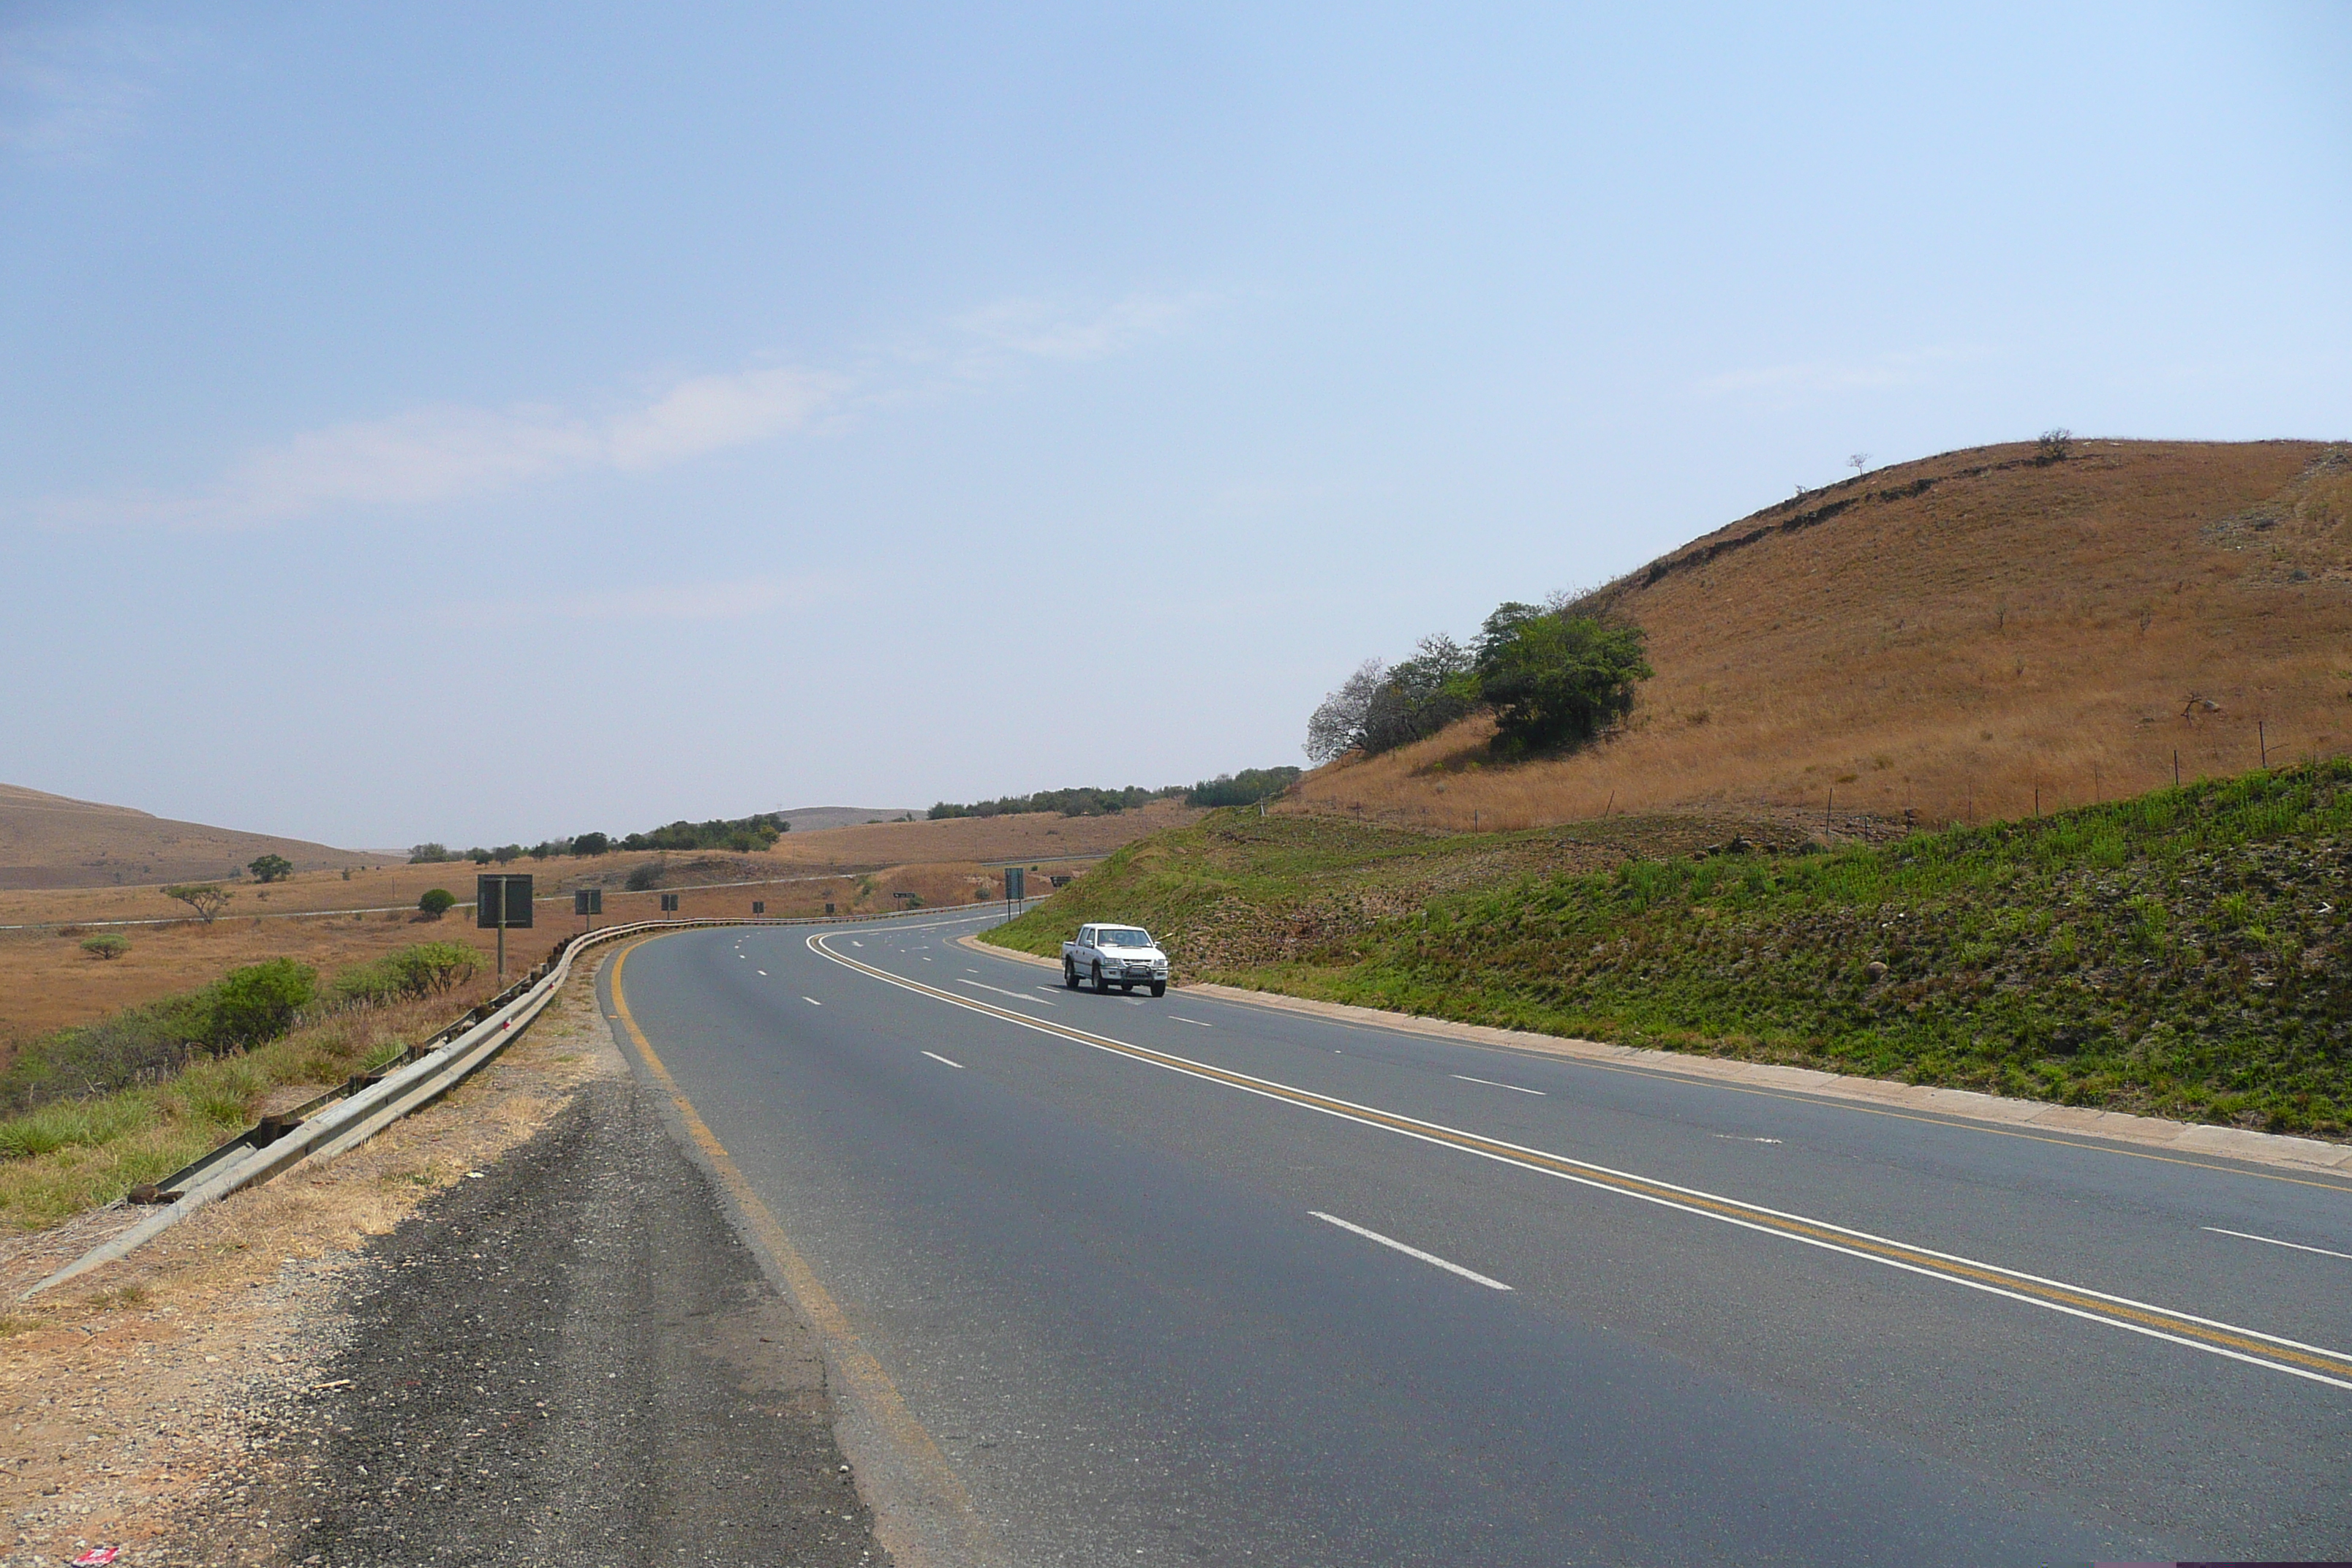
[1169, 981, 2352, 1196]
[824, 936, 2352, 1389]
[608, 940, 990, 1564]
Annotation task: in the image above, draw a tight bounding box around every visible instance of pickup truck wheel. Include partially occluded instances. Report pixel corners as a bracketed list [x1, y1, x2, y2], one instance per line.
[1063, 960, 1079, 990]
[1092, 962, 1109, 994]
[1149, 981, 1166, 998]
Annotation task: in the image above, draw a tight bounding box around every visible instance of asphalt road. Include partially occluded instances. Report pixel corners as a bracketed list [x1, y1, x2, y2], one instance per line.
[604, 910, 2352, 1566]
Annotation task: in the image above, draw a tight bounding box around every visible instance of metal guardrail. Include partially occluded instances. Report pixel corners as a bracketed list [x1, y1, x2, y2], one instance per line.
[19, 904, 967, 1299]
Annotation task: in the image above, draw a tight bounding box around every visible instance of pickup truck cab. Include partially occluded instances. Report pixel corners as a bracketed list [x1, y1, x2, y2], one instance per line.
[1063, 924, 1169, 997]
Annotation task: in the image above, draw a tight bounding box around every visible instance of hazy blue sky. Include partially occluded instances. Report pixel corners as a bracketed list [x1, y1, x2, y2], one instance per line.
[5, 3, 2347, 849]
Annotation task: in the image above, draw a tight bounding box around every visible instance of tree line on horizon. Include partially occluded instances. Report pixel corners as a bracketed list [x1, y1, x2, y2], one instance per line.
[409, 811, 791, 865]
[928, 767, 1303, 821]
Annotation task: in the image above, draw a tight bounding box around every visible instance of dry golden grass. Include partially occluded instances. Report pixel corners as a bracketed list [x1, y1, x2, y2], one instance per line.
[1292, 440, 2352, 833]
[0, 851, 1085, 1050]
[0, 895, 560, 1045]
[0, 805, 1195, 1044]
[0, 781, 392, 891]
[763, 798, 1205, 868]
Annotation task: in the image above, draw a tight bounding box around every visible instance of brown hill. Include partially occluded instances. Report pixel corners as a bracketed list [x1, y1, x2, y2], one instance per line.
[1292, 438, 2352, 832]
[0, 783, 392, 891]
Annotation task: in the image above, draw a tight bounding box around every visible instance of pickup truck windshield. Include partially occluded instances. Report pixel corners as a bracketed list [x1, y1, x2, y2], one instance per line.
[1098, 927, 1153, 949]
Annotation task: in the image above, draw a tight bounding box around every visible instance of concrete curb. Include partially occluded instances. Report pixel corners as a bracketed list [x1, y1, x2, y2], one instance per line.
[955, 935, 2352, 1180]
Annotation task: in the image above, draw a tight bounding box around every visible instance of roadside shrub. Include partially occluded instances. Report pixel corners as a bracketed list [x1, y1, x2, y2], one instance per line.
[625, 862, 663, 892]
[418, 888, 456, 917]
[0, 956, 314, 1113]
[210, 958, 317, 1045]
[80, 934, 129, 960]
[328, 943, 480, 1006]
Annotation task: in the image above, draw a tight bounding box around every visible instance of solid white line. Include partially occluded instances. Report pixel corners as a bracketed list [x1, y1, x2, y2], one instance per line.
[1310, 1211, 1512, 1292]
[957, 978, 1054, 1006]
[802, 996, 823, 1006]
[922, 1051, 965, 1070]
[806, 931, 2352, 1392]
[757, 970, 768, 976]
[1453, 1074, 1545, 1096]
[1169, 1016, 1212, 1028]
[2206, 1226, 2352, 1261]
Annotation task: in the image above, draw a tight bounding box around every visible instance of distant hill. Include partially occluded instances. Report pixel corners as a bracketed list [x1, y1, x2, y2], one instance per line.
[1294, 439, 2352, 832]
[777, 806, 922, 832]
[0, 784, 391, 891]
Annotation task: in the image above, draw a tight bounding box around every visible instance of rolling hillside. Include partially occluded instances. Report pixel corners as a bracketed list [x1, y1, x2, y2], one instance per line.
[1294, 439, 2352, 832]
[0, 784, 390, 891]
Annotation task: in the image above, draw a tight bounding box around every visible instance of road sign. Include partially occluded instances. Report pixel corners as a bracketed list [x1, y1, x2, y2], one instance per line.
[478, 873, 532, 980]
[660, 893, 679, 913]
[573, 889, 603, 916]
[477, 874, 533, 930]
[752, 900, 765, 914]
[1004, 867, 1025, 901]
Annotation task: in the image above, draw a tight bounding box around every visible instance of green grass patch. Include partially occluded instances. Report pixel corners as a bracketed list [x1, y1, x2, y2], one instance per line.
[989, 763, 2352, 1137]
[0, 946, 497, 1233]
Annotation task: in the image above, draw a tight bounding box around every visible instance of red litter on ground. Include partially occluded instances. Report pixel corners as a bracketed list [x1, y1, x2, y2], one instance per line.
[72, 1550, 121, 1566]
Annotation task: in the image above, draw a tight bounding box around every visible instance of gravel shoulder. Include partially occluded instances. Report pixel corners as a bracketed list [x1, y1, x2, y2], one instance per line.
[4, 948, 885, 1568]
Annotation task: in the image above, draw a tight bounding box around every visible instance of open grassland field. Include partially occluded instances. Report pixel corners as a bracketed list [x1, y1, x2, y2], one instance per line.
[0, 859, 1009, 1049]
[1295, 440, 2352, 834]
[992, 764, 2352, 1138]
[0, 783, 394, 892]
[762, 797, 1204, 868]
[0, 802, 1190, 932]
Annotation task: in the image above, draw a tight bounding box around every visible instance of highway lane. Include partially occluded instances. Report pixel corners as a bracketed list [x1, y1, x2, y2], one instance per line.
[603, 911, 2352, 1565]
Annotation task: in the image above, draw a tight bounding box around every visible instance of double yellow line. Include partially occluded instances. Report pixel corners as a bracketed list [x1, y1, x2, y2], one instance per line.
[812, 933, 2352, 1393]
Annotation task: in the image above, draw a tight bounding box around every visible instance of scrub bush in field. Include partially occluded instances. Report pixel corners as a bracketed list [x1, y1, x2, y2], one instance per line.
[328, 943, 480, 1006]
[209, 958, 317, 1045]
[418, 888, 456, 917]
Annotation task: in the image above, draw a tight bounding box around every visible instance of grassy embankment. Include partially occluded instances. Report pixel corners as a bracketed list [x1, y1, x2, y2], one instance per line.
[0, 946, 494, 1232]
[988, 763, 2352, 1137]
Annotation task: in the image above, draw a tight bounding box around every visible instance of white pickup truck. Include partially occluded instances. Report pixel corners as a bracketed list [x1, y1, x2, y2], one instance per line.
[1062, 924, 1170, 996]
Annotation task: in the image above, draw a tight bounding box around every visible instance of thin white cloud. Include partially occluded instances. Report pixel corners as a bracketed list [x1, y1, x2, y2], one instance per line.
[605, 366, 843, 470]
[1698, 345, 1990, 399]
[40, 364, 847, 529]
[953, 291, 1212, 365]
[0, 17, 184, 164]
[459, 575, 834, 625]
[29, 290, 1207, 529]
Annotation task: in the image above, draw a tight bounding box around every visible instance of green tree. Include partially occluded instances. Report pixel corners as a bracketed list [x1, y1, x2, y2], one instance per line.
[408, 843, 453, 864]
[210, 958, 317, 1044]
[1471, 606, 1652, 756]
[418, 888, 456, 918]
[162, 883, 232, 924]
[80, 933, 129, 960]
[247, 853, 294, 883]
[572, 832, 611, 856]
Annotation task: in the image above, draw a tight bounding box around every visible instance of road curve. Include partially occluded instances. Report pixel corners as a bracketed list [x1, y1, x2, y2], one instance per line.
[603, 910, 2352, 1566]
